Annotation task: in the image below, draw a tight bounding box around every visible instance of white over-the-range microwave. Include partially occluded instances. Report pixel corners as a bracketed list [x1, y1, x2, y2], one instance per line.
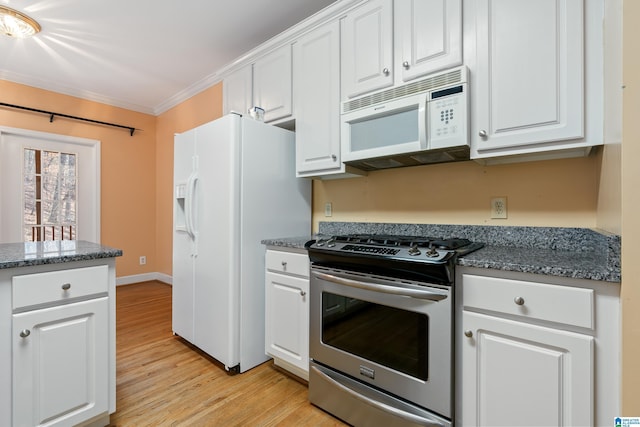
[341, 66, 469, 171]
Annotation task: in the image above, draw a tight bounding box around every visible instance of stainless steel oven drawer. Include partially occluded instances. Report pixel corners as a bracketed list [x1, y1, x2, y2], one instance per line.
[309, 362, 451, 427]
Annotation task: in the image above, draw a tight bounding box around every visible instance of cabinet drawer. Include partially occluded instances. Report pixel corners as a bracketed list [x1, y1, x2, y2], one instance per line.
[266, 250, 309, 278]
[462, 274, 594, 329]
[12, 265, 109, 311]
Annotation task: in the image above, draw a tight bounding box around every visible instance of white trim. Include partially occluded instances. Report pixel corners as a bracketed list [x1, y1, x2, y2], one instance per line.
[0, 70, 155, 115]
[116, 272, 172, 286]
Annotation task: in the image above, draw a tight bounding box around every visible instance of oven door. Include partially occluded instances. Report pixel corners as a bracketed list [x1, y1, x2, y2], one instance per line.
[309, 266, 453, 423]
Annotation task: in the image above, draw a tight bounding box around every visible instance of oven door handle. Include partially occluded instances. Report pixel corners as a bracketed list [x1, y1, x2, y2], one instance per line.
[311, 365, 446, 427]
[313, 271, 448, 301]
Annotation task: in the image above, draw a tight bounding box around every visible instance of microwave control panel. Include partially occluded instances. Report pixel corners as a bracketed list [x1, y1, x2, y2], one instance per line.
[428, 84, 468, 149]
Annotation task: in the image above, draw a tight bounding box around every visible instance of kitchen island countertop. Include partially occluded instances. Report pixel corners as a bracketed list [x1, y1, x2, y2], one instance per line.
[0, 240, 123, 270]
[263, 223, 621, 283]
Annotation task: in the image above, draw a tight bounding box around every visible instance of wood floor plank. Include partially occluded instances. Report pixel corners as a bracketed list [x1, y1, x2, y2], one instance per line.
[108, 281, 346, 427]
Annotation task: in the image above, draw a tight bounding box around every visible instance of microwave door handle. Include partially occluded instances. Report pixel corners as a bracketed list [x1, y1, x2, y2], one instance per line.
[310, 365, 445, 427]
[312, 271, 448, 301]
[419, 93, 428, 149]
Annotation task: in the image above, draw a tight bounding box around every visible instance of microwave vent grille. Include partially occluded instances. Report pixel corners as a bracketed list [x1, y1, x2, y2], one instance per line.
[343, 67, 463, 113]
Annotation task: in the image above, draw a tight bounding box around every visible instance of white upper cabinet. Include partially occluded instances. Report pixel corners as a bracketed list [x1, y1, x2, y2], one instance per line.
[341, 0, 394, 99]
[223, 45, 293, 123]
[222, 64, 252, 116]
[253, 44, 293, 122]
[341, 0, 462, 100]
[395, 0, 463, 82]
[471, 0, 603, 163]
[294, 21, 344, 176]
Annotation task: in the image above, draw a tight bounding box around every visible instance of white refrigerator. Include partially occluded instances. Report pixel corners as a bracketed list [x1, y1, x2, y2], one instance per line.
[172, 113, 311, 373]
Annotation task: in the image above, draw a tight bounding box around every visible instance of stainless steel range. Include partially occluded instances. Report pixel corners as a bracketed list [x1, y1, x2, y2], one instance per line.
[306, 235, 483, 427]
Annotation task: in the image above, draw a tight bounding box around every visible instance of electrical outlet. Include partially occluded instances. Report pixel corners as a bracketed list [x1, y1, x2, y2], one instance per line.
[324, 202, 333, 217]
[139, 256, 146, 265]
[491, 197, 508, 219]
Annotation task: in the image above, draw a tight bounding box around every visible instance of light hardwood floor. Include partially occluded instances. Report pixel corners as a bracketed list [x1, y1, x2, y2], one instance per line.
[108, 281, 346, 427]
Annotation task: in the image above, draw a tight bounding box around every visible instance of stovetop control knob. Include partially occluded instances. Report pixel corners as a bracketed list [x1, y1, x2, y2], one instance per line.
[326, 238, 336, 248]
[407, 245, 421, 256]
[425, 247, 440, 258]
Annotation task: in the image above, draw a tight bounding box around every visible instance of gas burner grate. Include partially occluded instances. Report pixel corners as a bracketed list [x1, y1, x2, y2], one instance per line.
[331, 234, 472, 250]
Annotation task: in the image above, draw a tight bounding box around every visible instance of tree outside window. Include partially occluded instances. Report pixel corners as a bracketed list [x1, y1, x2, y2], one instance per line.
[23, 148, 77, 242]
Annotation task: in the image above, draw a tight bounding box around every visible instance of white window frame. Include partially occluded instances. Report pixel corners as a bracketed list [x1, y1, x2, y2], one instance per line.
[0, 126, 100, 244]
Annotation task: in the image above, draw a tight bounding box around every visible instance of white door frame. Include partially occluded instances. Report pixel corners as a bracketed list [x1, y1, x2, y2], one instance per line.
[0, 126, 100, 243]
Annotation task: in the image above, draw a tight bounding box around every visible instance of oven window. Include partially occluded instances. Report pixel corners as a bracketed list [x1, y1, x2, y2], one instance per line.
[321, 292, 428, 381]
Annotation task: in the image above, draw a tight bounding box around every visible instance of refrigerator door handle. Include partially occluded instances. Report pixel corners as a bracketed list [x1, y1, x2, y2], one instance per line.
[185, 172, 198, 241]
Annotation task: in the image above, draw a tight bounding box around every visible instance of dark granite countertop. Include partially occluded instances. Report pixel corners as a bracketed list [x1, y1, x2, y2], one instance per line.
[262, 222, 621, 283]
[262, 236, 315, 250]
[0, 240, 123, 270]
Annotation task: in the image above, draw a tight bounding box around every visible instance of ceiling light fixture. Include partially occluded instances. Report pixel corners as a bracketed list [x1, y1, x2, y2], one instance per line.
[0, 6, 41, 38]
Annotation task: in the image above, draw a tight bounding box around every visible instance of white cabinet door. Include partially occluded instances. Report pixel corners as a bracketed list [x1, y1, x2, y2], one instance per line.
[472, 0, 585, 158]
[395, 0, 462, 82]
[265, 271, 309, 377]
[253, 44, 293, 122]
[294, 21, 343, 176]
[341, 0, 393, 99]
[461, 310, 593, 427]
[223, 64, 252, 116]
[341, 0, 462, 101]
[13, 298, 109, 427]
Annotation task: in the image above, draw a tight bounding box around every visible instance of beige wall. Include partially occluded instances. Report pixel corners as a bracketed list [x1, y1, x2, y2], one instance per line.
[313, 154, 602, 231]
[0, 80, 157, 278]
[621, 0, 640, 414]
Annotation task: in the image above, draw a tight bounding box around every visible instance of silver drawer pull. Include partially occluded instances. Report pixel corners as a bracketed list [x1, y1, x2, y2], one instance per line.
[281, 261, 287, 267]
[464, 330, 473, 338]
[514, 296, 525, 305]
[61, 283, 71, 291]
[20, 329, 31, 338]
[300, 290, 306, 297]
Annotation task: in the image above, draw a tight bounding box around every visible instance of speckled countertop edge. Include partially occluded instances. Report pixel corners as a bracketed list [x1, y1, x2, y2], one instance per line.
[262, 236, 315, 250]
[263, 222, 621, 283]
[0, 240, 123, 270]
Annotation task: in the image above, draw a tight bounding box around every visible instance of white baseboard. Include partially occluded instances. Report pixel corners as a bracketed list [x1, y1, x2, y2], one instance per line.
[116, 272, 172, 286]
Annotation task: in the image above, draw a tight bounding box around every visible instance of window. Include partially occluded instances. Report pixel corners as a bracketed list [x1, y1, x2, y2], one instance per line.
[23, 148, 77, 242]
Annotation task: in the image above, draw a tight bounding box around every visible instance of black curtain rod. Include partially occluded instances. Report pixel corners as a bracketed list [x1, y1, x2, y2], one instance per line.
[0, 102, 138, 136]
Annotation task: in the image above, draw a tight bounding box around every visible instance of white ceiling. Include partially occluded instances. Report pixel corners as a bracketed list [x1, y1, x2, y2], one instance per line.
[0, 0, 337, 115]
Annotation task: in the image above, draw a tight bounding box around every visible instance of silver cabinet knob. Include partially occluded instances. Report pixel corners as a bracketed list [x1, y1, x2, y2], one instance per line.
[20, 329, 31, 338]
[331, 154, 337, 161]
[464, 330, 473, 338]
[382, 68, 390, 75]
[514, 296, 525, 305]
[281, 261, 287, 267]
[402, 61, 410, 69]
[479, 130, 488, 138]
[300, 290, 306, 297]
[61, 283, 71, 290]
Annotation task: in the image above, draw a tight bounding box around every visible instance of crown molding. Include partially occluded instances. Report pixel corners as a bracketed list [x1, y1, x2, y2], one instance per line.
[153, 0, 366, 115]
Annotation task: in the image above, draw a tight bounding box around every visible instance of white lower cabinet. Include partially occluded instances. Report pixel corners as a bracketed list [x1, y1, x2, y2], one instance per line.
[461, 311, 592, 426]
[1, 261, 115, 427]
[265, 248, 310, 380]
[457, 268, 620, 427]
[13, 298, 109, 427]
